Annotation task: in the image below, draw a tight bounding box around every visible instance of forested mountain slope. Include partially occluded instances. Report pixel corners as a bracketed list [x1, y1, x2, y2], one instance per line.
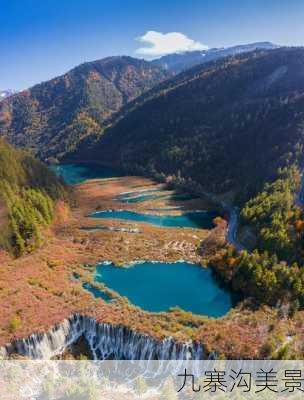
[0, 57, 170, 160]
[90, 47, 304, 202]
[0, 139, 66, 256]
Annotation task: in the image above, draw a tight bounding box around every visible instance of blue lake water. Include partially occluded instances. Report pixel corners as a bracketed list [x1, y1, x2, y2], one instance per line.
[116, 188, 164, 203]
[91, 261, 232, 317]
[91, 210, 216, 229]
[51, 163, 121, 185]
[119, 189, 161, 198]
[82, 282, 112, 302]
[117, 191, 198, 204]
[118, 193, 166, 203]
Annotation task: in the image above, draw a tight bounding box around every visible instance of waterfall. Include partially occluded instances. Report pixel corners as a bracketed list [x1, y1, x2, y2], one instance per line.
[0, 314, 205, 360]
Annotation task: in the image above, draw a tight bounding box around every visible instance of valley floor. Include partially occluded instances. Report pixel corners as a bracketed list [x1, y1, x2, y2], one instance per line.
[0, 175, 302, 359]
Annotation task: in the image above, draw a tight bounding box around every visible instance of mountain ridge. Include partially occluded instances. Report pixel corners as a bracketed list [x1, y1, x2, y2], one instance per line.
[0, 43, 283, 164]
[83, 47, 304, 202]
[152, 41, 279, 73]
[0, 56, 171, 160]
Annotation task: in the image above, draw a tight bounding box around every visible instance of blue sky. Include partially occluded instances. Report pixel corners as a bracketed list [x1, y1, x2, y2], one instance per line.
[1, 0, 304, 90]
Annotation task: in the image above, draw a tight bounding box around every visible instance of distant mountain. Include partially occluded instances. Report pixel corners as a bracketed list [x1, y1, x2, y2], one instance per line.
[0, 90, 14, 100]
[152, 42, 279, 73]
[0, 56, 171, 160]
[87, 47, 304, 202]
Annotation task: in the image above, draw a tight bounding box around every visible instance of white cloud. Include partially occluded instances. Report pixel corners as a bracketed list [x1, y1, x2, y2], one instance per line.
[135, 31, 208, 58]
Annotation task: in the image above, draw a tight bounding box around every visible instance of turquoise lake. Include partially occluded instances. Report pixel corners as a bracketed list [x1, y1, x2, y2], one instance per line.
[51, 163, 121, 184]
[91, 210, 216, 229]
[92, 261, 232, 317]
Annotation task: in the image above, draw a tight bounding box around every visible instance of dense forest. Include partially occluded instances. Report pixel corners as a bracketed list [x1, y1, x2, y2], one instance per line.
[0, 139, 66, 256]
[210, 165, 304, 308]
[240, 166, 304, 262]
[0, 57, 170, 161]
[211, 246, 304, 309]
[88, 47, 304, 203]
